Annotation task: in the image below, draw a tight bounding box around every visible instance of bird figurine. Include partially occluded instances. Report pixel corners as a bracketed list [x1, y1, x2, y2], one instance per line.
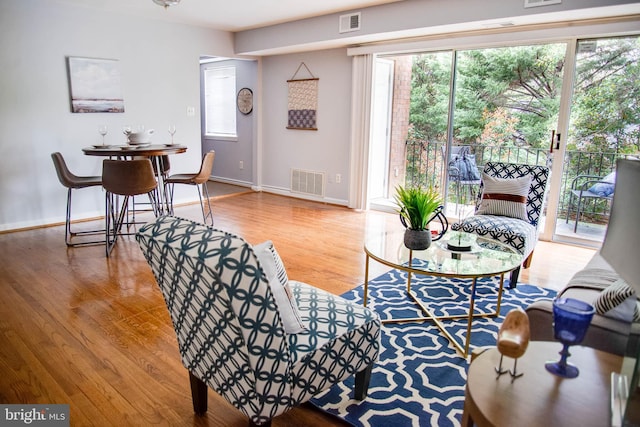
[495, 308, 530, 380]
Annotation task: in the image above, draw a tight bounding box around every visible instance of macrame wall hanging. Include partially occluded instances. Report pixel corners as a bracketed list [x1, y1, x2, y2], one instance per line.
[287, 62, 319, 131]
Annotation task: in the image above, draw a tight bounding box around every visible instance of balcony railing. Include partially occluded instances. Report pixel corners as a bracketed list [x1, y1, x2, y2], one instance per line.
[405, 140, 633, 224]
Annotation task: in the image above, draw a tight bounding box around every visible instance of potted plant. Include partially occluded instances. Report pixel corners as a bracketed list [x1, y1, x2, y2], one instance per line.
[394, 185, 445, 250]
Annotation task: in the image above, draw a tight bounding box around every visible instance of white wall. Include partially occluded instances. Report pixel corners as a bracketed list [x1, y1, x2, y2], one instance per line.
[261, 49, 352, 204]
[0, 0, 234, 231]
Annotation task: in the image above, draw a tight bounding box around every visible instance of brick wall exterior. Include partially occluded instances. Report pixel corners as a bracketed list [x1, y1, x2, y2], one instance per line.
[388, 56, 413, 195]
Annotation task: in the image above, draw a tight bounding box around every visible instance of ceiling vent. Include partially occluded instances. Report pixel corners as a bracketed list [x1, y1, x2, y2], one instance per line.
[524, 0, 561, 8]
[339, 12, 361, 33]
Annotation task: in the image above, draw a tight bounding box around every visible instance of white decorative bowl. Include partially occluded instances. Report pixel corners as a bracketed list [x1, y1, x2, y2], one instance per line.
[128, 130, 154, 145]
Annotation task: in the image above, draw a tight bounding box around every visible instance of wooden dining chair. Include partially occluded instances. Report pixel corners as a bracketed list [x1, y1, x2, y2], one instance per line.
[102, 159, 159, 256]
[51, 152, 104, 247]
[165, 150, 215, 226]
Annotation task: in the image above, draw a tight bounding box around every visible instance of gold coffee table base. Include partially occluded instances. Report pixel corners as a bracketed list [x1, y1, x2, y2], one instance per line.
[363, 238, 516, 358]
[377, 272, 506, 358]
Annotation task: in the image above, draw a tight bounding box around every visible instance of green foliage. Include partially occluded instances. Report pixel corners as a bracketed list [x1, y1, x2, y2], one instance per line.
[404, 37, 640, 223]
[394, 185, 442, 230]
[452, 44, 565, 150]
[409, 53, 452, 144]
[408, 39, 639, 156]
[569, 38, 640, 154]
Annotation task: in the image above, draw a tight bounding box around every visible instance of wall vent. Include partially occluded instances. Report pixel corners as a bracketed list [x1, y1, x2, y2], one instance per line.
[524, 0, 561, 8]
[339, 12, 361, 33]
[291, 169, 325, 197]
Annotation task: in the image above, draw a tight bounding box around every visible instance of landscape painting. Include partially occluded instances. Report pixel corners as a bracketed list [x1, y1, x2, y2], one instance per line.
[67, 57, 124, 113]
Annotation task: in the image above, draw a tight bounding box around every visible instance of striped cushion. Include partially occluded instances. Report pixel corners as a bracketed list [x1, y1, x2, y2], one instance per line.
[254, 240, 306, 334]
[476, 173, 531, 220]
[594, 279, 639, 322]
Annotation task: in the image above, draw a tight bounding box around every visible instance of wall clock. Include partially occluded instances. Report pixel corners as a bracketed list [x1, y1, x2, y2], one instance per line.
[237, 87, 253, 115]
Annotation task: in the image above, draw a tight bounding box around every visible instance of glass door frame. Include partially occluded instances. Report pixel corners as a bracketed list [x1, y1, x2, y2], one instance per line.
[540, 40, 577, 242]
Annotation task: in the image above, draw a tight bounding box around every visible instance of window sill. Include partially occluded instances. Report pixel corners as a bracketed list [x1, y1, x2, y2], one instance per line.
[204, 135, 238, 142]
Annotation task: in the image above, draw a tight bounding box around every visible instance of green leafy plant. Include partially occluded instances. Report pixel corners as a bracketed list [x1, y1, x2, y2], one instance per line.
[394, 185, 443, 230]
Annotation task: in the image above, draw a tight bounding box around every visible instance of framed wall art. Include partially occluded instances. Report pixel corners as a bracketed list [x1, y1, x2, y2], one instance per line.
[67, 56, 125, 113]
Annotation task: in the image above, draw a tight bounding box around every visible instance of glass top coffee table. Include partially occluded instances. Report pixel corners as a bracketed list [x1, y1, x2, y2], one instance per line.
[364, 230, 523, 357]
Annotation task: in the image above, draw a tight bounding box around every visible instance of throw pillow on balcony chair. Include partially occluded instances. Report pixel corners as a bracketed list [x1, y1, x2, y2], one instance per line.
[254, 240, 306, 334]
[476, 173, 532, 221]
[588, 171, 616, 197]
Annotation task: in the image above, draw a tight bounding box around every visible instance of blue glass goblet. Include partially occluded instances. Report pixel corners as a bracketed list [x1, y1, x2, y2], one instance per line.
[545, 297, 595, 378]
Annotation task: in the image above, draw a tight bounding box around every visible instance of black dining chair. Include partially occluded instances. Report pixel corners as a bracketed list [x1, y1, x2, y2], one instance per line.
[165, 150, 215, 226]
[51, 152, 104, 247]
[102, 159, 159, 256]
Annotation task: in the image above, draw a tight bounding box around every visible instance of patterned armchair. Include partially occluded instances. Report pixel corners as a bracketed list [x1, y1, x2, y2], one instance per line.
[451, 162, 550, 288]
[136, 216, 380, 427]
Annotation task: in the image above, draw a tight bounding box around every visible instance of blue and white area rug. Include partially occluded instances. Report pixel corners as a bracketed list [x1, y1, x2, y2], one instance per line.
[310, 268, 556, 427]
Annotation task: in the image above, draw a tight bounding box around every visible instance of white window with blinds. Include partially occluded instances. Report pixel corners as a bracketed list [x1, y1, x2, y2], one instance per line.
[204, 66, 237, 139]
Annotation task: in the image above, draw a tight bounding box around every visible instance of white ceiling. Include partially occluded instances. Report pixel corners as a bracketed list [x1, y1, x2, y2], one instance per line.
[54, 0, 404, 31]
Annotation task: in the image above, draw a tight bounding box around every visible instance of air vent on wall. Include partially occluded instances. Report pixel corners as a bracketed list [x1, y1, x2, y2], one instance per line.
[339, 12, 361, 33]
[291, 169, 325, 197]
[524, 0, 561, 8]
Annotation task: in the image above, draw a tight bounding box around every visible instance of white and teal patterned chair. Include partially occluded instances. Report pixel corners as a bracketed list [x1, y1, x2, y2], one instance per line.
[451, 162, 550, 288]
[136, 216, 380, 427]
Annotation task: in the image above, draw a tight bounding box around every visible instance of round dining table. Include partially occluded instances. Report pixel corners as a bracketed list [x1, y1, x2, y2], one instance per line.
[83, 143, 188, 215]
[82, 143, 187, 158]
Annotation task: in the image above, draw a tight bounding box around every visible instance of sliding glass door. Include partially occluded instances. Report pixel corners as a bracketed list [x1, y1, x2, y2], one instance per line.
[371, 34, 639, 247]
[554, 36, 640, 245]
[396, 43, 566, 221]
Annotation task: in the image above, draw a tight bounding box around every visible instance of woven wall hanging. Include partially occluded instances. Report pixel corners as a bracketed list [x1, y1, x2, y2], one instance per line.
[287, 62, 318, 130]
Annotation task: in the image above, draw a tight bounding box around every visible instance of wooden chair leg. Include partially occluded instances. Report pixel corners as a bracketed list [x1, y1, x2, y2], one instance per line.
[523, 251, 534, 269]
[354, 363, 374, 400]
[189, 372, 208, 416]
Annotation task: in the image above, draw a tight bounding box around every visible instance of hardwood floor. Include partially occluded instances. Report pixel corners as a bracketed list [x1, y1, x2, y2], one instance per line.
[0, 191, 596, 426]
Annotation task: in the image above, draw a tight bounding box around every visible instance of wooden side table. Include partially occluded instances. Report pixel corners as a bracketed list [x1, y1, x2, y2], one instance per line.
[462, 342, 622, 427]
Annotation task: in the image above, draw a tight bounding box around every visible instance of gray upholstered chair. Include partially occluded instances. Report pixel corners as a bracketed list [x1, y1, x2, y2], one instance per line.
[136, 216, 380, 427]
[527, 159, 640, 357]
[451, 162, 550, 288]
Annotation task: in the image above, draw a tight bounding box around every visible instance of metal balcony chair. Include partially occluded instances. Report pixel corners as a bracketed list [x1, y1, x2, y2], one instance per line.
[165, 150, 215, 226]
[451, 162, 550, 288]
[102, 159, 159, 256]
[51, 152, 104, 247]
[136, 216, 380, 427]
[565, 173, 615, 233]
